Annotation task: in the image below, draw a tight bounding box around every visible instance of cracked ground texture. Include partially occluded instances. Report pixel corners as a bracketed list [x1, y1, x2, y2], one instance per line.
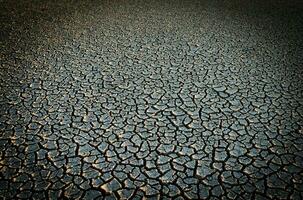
[0, 0, 303, 199]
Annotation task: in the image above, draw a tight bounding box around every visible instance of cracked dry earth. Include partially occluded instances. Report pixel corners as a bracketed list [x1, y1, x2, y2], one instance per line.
[1, 0, 303, 199]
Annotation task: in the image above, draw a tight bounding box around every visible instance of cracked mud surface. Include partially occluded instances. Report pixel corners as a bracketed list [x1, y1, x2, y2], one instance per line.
[1, 0, 303, 199]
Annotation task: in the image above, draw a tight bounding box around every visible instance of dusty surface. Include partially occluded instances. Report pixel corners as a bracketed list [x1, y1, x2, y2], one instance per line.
[0, 0, 303, 199]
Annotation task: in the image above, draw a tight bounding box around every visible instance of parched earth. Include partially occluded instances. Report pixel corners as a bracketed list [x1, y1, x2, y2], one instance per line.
[0, 0, 303, 199]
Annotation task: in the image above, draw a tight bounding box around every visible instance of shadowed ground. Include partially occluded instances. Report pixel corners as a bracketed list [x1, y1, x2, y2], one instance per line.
[0, 0, 303, 199]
